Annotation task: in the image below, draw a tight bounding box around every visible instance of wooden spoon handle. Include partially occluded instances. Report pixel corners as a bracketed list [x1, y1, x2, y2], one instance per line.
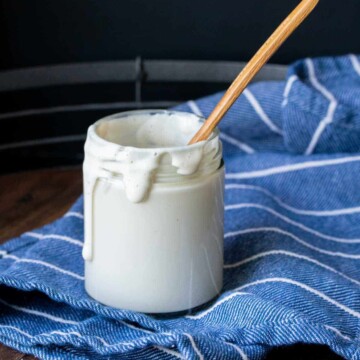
[189, 0, 319, 144]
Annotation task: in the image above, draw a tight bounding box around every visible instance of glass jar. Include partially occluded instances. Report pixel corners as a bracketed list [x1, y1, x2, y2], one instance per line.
[83, 110, 224, 313]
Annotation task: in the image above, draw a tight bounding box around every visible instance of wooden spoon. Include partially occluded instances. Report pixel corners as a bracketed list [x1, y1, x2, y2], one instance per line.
[188, 0, 319, 144]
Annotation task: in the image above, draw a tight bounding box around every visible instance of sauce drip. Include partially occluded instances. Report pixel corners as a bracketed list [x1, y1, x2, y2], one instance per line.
[83, 111, 220, 261]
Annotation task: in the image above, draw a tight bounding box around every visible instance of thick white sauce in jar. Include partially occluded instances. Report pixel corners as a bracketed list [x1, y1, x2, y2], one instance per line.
[83, 110, 224, 313]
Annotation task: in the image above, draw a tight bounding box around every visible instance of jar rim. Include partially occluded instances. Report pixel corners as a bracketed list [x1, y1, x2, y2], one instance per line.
[88, 109, 219, 153]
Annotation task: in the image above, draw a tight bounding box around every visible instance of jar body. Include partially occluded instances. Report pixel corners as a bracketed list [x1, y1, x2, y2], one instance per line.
[83, 109, 224, 313]
[85, 165, 224, 313]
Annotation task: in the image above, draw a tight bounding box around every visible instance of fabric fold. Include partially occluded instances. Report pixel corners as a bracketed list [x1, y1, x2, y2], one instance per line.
[282, 56, 360, 154]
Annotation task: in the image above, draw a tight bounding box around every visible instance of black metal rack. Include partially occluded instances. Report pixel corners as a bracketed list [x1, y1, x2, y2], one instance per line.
[0, 59, 287, 173]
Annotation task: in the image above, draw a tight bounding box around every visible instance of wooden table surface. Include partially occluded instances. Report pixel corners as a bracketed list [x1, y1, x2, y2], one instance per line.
[0, 167, 343, 360]
[0, 167, 83, 360]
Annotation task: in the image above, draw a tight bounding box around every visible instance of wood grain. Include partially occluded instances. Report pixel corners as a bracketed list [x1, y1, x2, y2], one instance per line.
[0, 168, 82, 242]
[0, 167, 83, 359]
[189, 0, 319, 144]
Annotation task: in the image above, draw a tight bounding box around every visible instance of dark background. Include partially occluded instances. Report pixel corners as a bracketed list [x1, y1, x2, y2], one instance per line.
[0, 1, 358, 172]
[0, 0, 359, 171]
[0, 0, 359, 69]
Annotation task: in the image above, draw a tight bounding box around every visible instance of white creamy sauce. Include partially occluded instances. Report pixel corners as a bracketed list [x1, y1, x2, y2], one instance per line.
[83, 112, 219, 261]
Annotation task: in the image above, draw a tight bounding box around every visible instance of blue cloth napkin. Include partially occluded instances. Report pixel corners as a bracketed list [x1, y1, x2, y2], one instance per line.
[1, 54, 360, 360]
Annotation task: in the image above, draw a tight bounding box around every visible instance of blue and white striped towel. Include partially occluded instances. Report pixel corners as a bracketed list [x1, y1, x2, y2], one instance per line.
[1, 55, 360, 360]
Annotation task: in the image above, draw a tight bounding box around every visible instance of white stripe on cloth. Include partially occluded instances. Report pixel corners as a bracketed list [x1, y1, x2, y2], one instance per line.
[226, 342, 249, 360]
[224, 228, 360, 259]
[0, 274, 353, 354]
[95, 333, 172, 349]
[0, 251, 84, 280]
[1, 252, 166, 339]
[49, 330, 83, 337]
[224, 250, 360, 287]
[186, 100, 256, 154]
[220, 133, 256, 154]
[282, 75, 298, 107]
[235, 277, 360, 319]
[325, 326, 351, 342]
[2, 325, 182, 357]
[25, 232, 83, 247]
[48, 329, 158, 347]
[0, 298, 79, 325]
[349, 54, 360, 77]
[243, 89, 283, 135]
[184, 333, 204, 360]
[304, 59, 338, 155]
[4, 313, 157, 339]
[2, 326, 84, 340]
[186, 292, 251, 320]
[94, 334, 180, 355]
[1, 307, 175, 352]
[225, 203, 360, 244]
[1, 325, 33, 338]
[86, 335, 153, 349]
[1, 302, 181, 354]
[65, 211, 84, 219]
[187, 100, 204, 117]
[226, 155, 360, 179]
[225, 184, 360, 217]
[154, 346, 185, 359]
